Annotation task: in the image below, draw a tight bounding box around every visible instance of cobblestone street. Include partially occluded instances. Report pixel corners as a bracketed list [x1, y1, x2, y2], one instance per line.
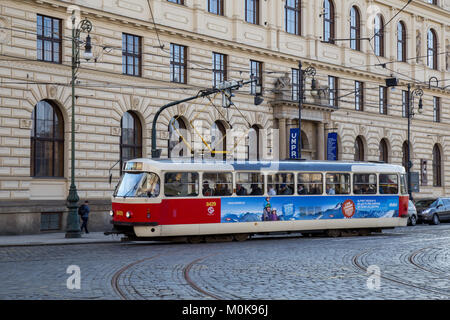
[0, 224, 449, 300]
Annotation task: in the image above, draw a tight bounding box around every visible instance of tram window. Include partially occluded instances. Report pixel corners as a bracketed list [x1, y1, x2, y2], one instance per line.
[400, 174, 408, 195]
[353, 174, 377, 194]
[379, 174, 398, 194]
[297, 173, 323, 195]
[267, 173, 294, 195]
[164, 172, 199, 197]
[326, 173, 350, 195]
[136, 173, 160, 198]
[236, 172, 264, 196]
[203, 172, 232, 196]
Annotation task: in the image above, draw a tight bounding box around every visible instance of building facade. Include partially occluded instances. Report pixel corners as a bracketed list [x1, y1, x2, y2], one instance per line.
[0, 0, 449, 234]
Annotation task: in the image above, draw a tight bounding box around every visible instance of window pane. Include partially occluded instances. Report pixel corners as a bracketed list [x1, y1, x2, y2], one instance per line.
[267, 173, 294, 195]
[353, 174, 377, 194]
[164, 172, 199, 197]
[379, 174, 398, 194]
[298, 173, 323, 195]
[236, 172, 263, 196]
[203, 172, 232, 196]
[326, 173, 350, 195]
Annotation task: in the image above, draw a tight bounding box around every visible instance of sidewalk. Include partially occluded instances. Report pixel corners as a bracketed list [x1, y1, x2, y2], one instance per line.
[0, 231, 122, 247]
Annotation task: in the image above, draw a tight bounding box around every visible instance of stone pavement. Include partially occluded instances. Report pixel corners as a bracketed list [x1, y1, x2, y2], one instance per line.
[0, 231, 121, 247]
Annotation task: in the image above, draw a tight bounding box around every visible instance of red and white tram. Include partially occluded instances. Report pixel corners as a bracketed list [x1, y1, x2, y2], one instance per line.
[107, 159, 409, 242]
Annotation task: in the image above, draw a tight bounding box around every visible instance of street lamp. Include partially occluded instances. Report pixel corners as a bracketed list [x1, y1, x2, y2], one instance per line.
[297, 61, 316, 159]
[406, 83, 423, 201]
[65, 14, 93, 238]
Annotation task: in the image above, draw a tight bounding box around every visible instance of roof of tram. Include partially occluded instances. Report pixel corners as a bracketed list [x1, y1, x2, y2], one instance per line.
[126, 159, 405, 173]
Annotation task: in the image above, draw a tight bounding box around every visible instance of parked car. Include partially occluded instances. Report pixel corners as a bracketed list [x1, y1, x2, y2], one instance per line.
[415, 198, 450, 225]
[407, 200, 418, 226]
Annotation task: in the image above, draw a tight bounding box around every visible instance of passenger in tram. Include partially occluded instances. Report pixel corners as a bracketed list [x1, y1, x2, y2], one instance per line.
[279, 184, 293, 195]
[250, 183, 263, 195]
[236, 184, 248, 195]
[215, 183, 231, 196]
[326, 185, 336, 195]
[202, 180, 213, 196]
[165, 172, 186, 196]
[297, 184, 306, 194]
[267, 185, 276, 195]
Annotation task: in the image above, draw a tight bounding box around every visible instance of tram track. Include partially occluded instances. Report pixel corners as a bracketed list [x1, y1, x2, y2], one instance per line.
[351, 249, 450, 297]
[407, 246, 450, 276]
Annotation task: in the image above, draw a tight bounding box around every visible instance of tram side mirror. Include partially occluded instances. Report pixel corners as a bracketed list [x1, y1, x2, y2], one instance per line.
[109, 173, 112, 185]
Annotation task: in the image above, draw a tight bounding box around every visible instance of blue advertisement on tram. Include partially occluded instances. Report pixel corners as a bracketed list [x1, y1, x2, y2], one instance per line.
[220, 196, 399, 223]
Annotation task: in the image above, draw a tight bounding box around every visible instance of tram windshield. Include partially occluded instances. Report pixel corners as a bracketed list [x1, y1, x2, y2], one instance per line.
[114, 172, 160, 198]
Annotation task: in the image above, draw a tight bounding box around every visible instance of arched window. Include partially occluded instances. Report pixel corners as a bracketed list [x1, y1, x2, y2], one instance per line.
[120, 111, 142, 169]
[402, 141, 410, 170]
[323, 0, 335, 44]
[397, 21, 406, 62]
[211, 121, 227, 160]
[248, 125, 261, 160]
[433, 144, 442, 187]
[374, 14, 385, 57]
[31, 100, 64, 177]
[379, 139, 388, 163]
[350, 6, 361, 51]
[168, 116, 187, 158]
[354, 136, 364, 161]
[427, 29, 438, 70]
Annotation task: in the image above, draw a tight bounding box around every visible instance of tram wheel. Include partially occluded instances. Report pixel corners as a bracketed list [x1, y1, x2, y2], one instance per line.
[358, 228, 371, 236]
[326, 229, 341, 238]
[187, 236, 204, 244]
[233, 234, 249, 242]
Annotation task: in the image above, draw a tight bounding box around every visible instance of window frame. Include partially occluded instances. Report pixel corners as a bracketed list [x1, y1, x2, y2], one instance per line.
[31, 100, 64, 178]
[350, 6, 361, 51]
[325, 172, 351, 195]
[353, 173, 377, 195]
[212, 52, 227, 88]
[285, 0, 301, 36]
[208, 0, 224, 16]
[397, 21, 407, 62]
[379, 173, 399, 195]
[245, 0, 259, 25]
[323, 0, 335, 44]
[36, 14, 62, 64]
[374, 14, 385, 57]
[355, 81, 364, 111]
[297, 173, 324, 195]
[328, 76, 338, 107]
[267, 172, 295, 196]
[427, 29, 438, 70]
[170, 43, 187, 84]
[379, 86, 387, 115]
[122, 33, 142, 77]
[433, 97, 441, 123]
[235, 172, 264, 196]
[120, 111, 143, 174]
[250, 60, 263, 96]
[164, 172, 199, 197]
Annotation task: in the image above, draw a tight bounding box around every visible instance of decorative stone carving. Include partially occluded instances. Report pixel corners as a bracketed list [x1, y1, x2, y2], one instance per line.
[273, 72, 292, 100]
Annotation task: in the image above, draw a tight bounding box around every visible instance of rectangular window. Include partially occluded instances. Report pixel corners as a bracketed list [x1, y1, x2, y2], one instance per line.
[379, 174, 398, 194]
[400, 174, 408, 195]
[328, 76, 338, 107]
[212, 52, 227, 87]
[285, 0, 301, 35]
[202, 172, 232, 196]
[122, 33, 141, 76]
[325, 173, 350, 195]
[164, 172, 199, 197]
[170, 43, 187, 83]
[402, 90, 408, 118]
[37, 14, 62, 63]
[245, 0, 259, 25]
[167, 0, 184, 4]
[433, 97, 440, 122]
[292, 68, 299, 101]
[40, 212, 62, 231]
[297, 173, 323, 195]
[379, 86, 387, 115]
[236, 172, 264, 196]
[250, 60, 262, 95]
[353, 173, 377, 194]
[267, 173, 295, 195]
[355, 81, 364, 111]
[208, 0, 224, 15]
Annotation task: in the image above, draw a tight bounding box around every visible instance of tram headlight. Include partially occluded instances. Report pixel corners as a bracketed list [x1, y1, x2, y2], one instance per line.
[126, 211, 132, 219]
[109, 210, 114, 217]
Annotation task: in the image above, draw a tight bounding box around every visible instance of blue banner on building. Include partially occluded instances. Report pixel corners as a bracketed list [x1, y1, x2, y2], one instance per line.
[327, 132, 338, 160]
[289, 128, 299, 159]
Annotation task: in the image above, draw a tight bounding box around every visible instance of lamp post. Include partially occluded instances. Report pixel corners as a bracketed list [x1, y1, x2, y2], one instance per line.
[406, 83, 423, 201]
[297, 61, 316, 159]
[65, 14, 92, 238]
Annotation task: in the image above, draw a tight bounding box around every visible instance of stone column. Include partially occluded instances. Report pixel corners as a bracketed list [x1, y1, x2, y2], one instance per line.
[279, 118, 287, 160]
[317, 122, 325, 160]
